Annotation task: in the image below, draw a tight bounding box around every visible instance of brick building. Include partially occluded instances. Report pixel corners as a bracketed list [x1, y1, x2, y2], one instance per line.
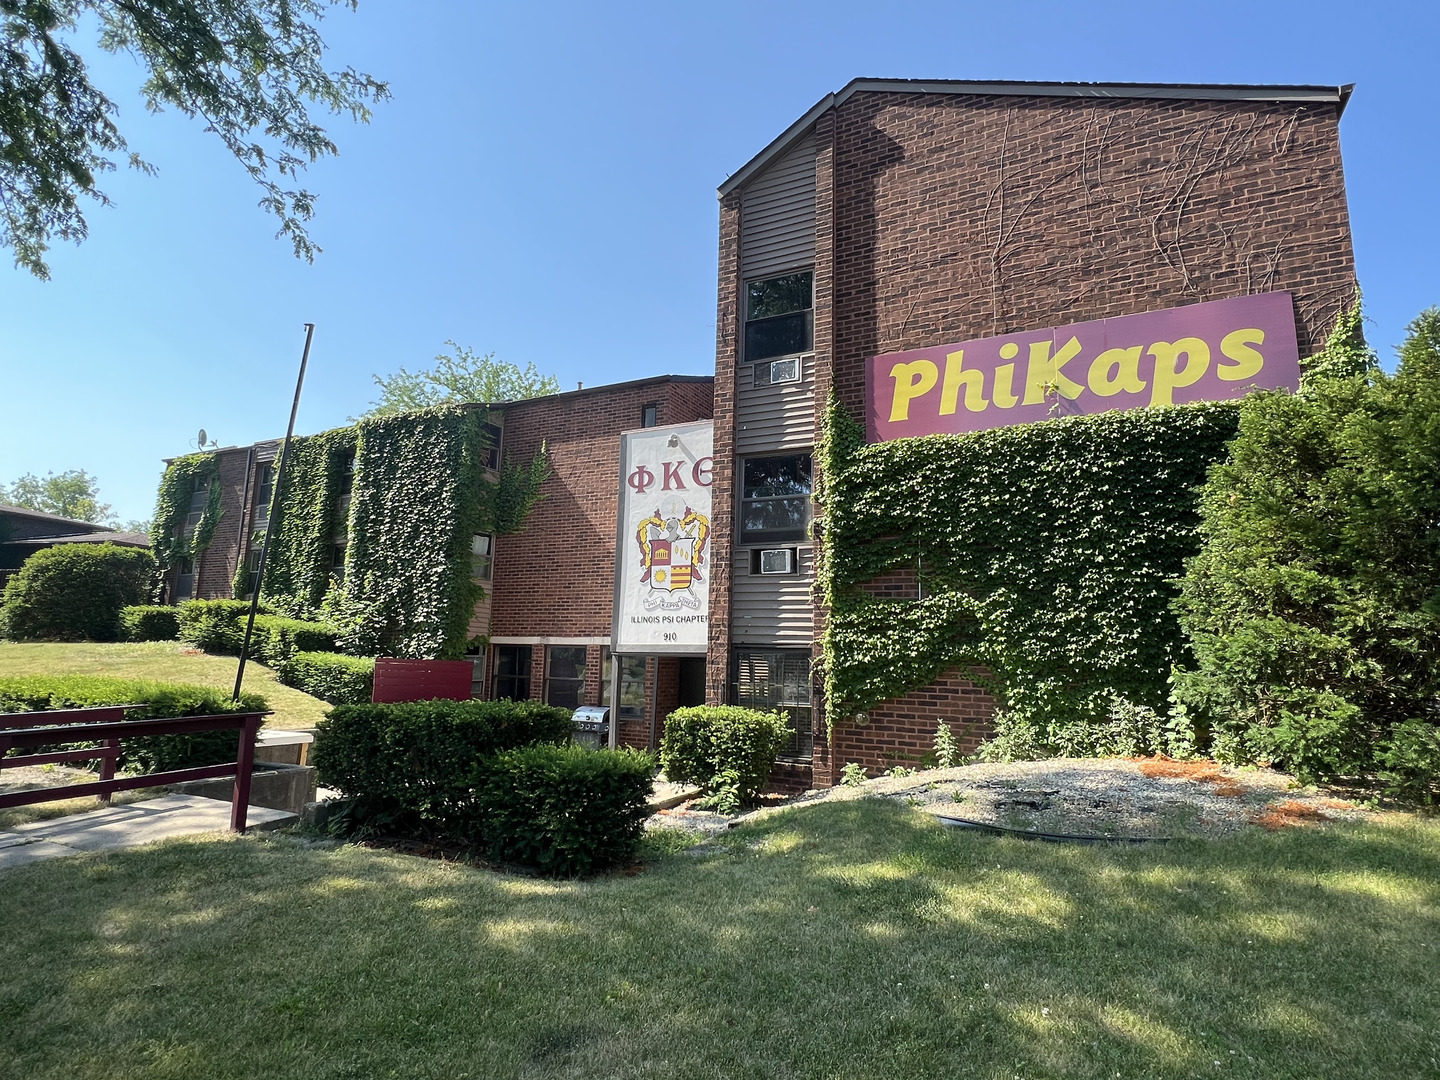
[170, 375, 714, 746]
[707, 79, 1357, 787]
[162, 78, 1359, 789]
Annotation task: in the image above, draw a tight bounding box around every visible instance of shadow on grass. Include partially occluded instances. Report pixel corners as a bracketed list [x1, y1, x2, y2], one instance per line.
[1, 800, 1437, 1080]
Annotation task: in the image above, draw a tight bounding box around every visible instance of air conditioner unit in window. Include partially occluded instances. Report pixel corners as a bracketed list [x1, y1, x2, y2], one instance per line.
[754, 357, 801, 387]
[759, 548, 795, 575]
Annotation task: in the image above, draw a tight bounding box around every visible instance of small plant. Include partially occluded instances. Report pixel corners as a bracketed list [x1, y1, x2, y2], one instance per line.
[933, 718, 961, 768]
[886, 765, 916, 778]
[840, 762, 867, 787]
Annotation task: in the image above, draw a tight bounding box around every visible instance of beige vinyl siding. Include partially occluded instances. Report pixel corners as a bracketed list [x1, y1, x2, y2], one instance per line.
[731, 547, 814, 645]
[740, 132, 816, 281]
[736, 355, 816, 453]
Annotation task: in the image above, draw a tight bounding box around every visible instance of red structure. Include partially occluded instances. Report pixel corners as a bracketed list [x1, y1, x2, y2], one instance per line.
[371, 659, 475, 704]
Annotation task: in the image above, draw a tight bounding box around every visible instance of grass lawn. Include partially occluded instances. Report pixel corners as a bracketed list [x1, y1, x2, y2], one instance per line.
[1, 801, 1437, 1079]
[0, 641, 330, 730]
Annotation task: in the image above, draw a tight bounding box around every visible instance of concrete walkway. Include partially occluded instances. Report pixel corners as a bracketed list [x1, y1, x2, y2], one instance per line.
[0, 794, 295, 870]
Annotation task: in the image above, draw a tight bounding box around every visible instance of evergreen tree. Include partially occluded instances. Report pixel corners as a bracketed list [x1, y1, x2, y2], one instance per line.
[1174, 302, 1440, 798]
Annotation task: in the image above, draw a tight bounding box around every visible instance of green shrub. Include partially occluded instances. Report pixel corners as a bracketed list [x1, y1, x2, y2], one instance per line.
[1174, 303, 1440, 794]
[277, 651, 374, 705]
[312, 698, 573, 835]
[176, 599, 265, 654]
[120, 605, 181, 642]
[474, 744, 656, 876]
[247, 615, 337, 664]
[659, 705, 791, 810]
[0, 544, 153, 642]
[0, 675, 268, 773]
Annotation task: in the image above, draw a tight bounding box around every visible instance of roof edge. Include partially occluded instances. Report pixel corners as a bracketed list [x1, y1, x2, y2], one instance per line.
[719, 78, 1352, 197]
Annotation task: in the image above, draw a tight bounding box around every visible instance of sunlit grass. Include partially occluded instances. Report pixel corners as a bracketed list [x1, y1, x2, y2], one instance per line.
[0, 641, 330, 729]
[1, 800, 1437, 1079]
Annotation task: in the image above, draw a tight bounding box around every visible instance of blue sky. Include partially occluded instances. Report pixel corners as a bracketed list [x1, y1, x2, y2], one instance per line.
[2, 0, 1435, 524]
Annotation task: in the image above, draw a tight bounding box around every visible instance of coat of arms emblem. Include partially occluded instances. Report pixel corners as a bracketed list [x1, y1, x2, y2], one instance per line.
[636, 504, 710, 611]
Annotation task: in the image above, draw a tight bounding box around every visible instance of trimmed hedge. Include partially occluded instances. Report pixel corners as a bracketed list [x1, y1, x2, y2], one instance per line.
[475, 744, 656, 876]
[0, 544, 153, 642]
[277, 651, 374, 705]
[0, 675, 268, 773]
[120, 605, 181, 642]
[312, 698, 574, 834]
[176, 599, 264, 654]
[248, 615, 337, 664]
[660, 706, 792, 811]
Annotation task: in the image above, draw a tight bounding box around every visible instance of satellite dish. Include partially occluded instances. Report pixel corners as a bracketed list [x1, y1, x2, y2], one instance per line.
[197, 428, 208, 448]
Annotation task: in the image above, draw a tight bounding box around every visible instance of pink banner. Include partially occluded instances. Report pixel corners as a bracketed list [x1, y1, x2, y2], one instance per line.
[866, 292, 1300, 442]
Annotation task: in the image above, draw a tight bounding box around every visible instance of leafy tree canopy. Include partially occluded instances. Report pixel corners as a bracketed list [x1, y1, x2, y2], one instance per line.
[362, 342, 561, 418]
[1, 0, 388, 278]
[2, 468, 111, 522]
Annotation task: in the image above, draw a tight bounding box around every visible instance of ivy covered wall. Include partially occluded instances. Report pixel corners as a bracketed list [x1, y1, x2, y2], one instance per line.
[151, 452, 222, 579]
[254, 428, 357, 610]
[817, 396, 1241, 735]
[244, 404, 546, 660]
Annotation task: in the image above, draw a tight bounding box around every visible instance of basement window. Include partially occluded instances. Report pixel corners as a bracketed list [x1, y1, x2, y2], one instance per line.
[745, 270, 813, 362]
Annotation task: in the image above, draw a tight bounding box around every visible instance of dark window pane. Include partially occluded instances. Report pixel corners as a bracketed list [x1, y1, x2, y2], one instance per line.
[733, 649, 813, 761]
[747, 272, 813, 320]
[745, 310, 812, 362]
[495, 646, 531, 678]
[548, 646, 587, 681]
[743, 456, 812, 499]
[740, 498, 809, 544]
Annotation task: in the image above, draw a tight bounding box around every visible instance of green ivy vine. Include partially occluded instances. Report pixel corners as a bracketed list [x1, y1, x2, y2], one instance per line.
[250, 405, 549, 660]
[151, 453, 222, 575]
[254, 428, 358, 610]
[816, 393, 1241, 732]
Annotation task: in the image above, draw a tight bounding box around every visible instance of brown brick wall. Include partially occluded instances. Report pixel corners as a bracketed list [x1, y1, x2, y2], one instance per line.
[825, 91, 1356, 418]
[718, 88, 1357, 785]
[191, 446, 251, 601]
[489, 377, 714, 640]
[705, 194, 742, 706]
[831, 670, 996, 776]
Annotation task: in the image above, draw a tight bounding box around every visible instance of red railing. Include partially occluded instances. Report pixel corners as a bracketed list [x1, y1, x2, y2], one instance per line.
[0, 705, 269, 833]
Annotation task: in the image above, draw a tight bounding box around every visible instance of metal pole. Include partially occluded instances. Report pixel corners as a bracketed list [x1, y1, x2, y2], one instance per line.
[233, 323, 314, 702]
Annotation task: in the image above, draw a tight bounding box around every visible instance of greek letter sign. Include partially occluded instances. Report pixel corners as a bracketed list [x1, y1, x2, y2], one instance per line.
[612, 421, 714, 654]
[866, 291, 1301, 442]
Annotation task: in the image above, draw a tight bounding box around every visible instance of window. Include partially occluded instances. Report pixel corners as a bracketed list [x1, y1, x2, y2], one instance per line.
[641, 403, 658, 428]
[241, 530, 266, 597]
[480, 421, 502, 470]
[493, 646, 532, 701]
[174, 556, 196, 602]
[545, 646, 587, 709]
[601, 650, 646, 717]
[338, 454, 356, 496]
[464, 648, 486, 699]
[183, 483, 208, 536]
[330, 542, 347, 584]
[471, 534, 493, 581]
[733, 649, 813, 761]
[745, 271, 812, 362]
[740, 454, 812, 545]
[254, 463, 274, 521]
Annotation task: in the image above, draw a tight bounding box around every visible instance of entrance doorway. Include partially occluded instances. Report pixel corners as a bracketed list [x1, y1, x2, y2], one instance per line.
[678, 657, 706, 707]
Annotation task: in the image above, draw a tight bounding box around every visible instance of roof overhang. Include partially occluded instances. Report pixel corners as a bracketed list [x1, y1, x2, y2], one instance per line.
[719, 78, 1354, 198]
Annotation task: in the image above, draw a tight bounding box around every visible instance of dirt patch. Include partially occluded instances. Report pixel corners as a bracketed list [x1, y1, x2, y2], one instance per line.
[1132, 756, 1247, 797]
[1254, 799, 1334, 830]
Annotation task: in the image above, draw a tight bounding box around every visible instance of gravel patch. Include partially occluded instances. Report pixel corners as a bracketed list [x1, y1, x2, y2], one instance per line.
[648, 758, 1375, 840]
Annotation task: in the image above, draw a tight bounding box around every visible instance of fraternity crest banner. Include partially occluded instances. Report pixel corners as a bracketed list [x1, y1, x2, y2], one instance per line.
[612, 421, 714, 654]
